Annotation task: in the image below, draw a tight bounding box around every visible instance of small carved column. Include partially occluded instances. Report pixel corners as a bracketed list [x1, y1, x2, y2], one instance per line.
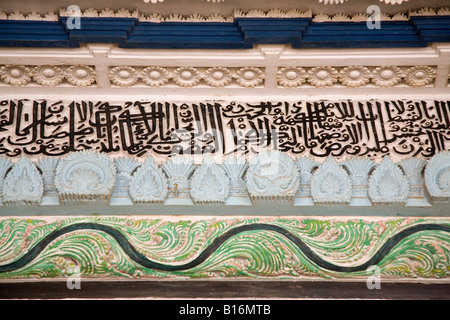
[0, 157, 12, 206]
[36, 157, 60, 205]
[222, 156, 251, 205]
[294, 157, 320, 206]
[161, 156, 196, 205]
[399, 158, 431, 207]
[343, 157, 375, 207]
[110, 157, 140, 206]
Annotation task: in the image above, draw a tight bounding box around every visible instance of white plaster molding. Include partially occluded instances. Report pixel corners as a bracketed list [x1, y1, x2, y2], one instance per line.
[234, 9, 312, 18]
[55, 150, 116, 202]
[294, 156, 320, 206]
[3, 157, 43, 206]
[36, 157, 60, 206]
[161, 155, 196, 205]
[129, 156, 168, 204]
[343, 157, 376, 206]
[110, 157, 140, 206]
[368, 156, 409, 205]
[222, 155, 251, 205]
[0, 157, 12, 206]
[424, 151, 450, 200]
[246, 151, 299, 201]
[190, 156, 230, 204]
[310, 156, 352, 205]
[398, 157, 432, 207]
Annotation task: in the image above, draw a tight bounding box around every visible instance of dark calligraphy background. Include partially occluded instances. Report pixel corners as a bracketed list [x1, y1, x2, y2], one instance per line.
[0, 99, 449, 160]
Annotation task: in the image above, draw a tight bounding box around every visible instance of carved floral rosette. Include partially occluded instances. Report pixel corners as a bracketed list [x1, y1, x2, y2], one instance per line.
[0, 157, 12, 206]
[246, 151, 299, 201]
[3, 157, 43, 205]
[424, 151, 450, 202]
[343, 157, 376, 206]
[310, 156, 352, 205]
[129, 156, 168, 204]
[110, 157, 140, 206]
[294, 157, 320, 206]
[222, 156, 251, 205]
[190, 156, 230, 204]
[54, 150, 116, 202]
[161, 156, 196, 205]
[368, 156, 409, 205]
[399, 157, 431, 207]
[36, 157, 60, 205]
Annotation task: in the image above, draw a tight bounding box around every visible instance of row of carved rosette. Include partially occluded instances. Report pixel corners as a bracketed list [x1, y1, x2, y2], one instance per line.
[0, 65, 442, 88]
[0, 150, 448, 207]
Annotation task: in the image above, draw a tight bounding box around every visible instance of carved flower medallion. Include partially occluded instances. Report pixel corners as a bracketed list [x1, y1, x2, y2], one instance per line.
[141, 66, 169, 87]
[339, 66, 371, 87]
[32, 66, 64, 87]
[404, 66, 436, 87]
[235, 67, 264, 87]
[372, 66, 403, 87]
[109, 66, 138, 87]
[307, 67, 338, 87]
[65, 65, 96, 86]
[173, 67, 201, 87]
[277, 67, 307, 87]
[0, 65, 31, 86]
[204, 67, 232, 87]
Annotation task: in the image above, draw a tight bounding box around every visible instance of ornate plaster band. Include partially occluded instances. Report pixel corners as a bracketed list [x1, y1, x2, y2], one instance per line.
[1, 7, 449, 23]
[0, 151, 448, 207]
[0, 99, 448, 161]
[0, 216, 449, 280]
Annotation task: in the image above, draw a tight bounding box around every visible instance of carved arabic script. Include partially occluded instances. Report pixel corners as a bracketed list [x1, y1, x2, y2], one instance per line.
[0, 99, 449, 159]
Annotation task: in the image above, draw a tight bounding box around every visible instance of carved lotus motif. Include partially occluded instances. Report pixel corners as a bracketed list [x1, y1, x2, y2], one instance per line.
[425, 151, 450, 197]
[129, 156, 168, 204]
[190, 156, 229, 204]
[3, 157, 43, 205]
[55, 150, 116, 201]
[310, 156, 351, 204]
[368, 156, 408, 204]
[246, 151, 299, 200]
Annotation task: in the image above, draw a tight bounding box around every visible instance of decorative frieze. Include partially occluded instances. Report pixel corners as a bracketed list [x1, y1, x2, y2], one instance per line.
[0, 65, 96, 87]
[0, 152, 448, 207]
[277, 65, 436, 88]
[108, 66, 265, 88]
[0, 216, 449, 280]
